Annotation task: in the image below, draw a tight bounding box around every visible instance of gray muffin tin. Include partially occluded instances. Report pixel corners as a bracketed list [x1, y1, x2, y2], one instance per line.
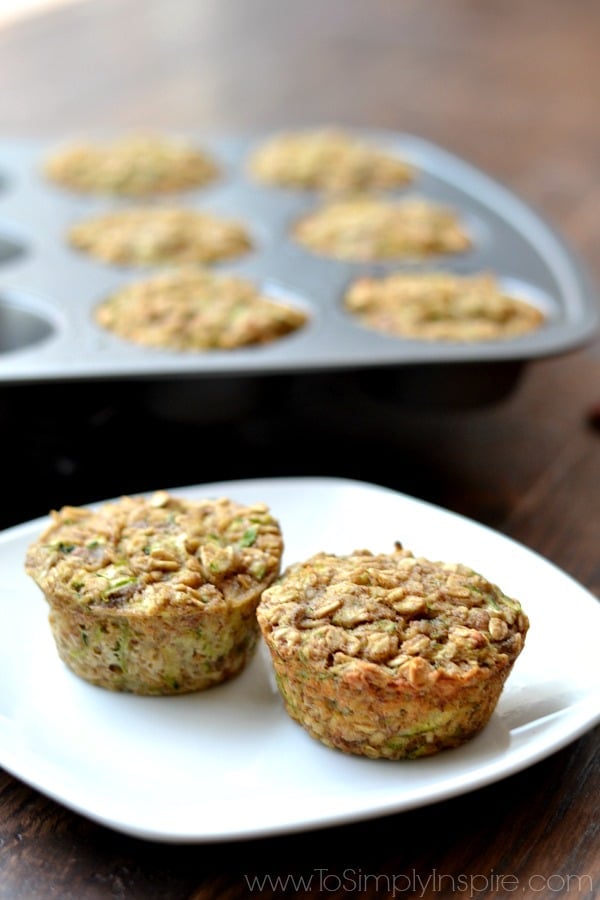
[0, 128, 598, 388]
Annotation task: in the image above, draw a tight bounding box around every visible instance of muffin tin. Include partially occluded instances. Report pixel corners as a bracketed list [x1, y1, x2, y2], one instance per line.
[0, 129, 598, 392]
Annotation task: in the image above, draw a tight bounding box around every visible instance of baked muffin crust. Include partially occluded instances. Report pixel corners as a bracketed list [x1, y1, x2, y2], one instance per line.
[95, 266, 308, 351]
[292, 196, 471, 261]
[248, 128, 415, 192]
[257, 545, 529, 758]
[344, 271, 545, 341]
[68, 207, 253, 267]
[25, 490, 284, 694]
[43, 134, 220, 196]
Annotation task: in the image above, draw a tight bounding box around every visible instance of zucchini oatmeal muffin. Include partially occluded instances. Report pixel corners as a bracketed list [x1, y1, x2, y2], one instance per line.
[95, 266, 308, 351]
[257, 545, 529, 759]
[43, 133, 220, 196]
[292, 195, 472, 261]
[25, 490, 284, 694]
[68, 207, 253, 267]
[248, 127, 415, 192]
[344, 271, 545, 341]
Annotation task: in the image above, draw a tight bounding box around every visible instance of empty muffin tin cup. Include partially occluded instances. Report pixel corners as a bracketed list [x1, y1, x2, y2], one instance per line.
[0, 233, 27, 267]
[0, 292, 55, 354]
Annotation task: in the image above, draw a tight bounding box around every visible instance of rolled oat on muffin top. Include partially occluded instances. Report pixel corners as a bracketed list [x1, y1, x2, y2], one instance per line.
[247, 127, 415, 192]
[43, 133, 220, 196]
[94, 266, 308, 351]
[68, 207, 253, 267]
[257, 544, 529, 759]
[344, 270, 545, 341]
[292, 195, 472, 261]
[24, 490, 284, 695]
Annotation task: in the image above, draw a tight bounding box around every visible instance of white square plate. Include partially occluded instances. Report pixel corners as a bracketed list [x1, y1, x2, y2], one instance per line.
[1, 476, 598, 843]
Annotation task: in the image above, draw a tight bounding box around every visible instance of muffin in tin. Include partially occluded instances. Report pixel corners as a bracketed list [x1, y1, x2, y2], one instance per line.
[68, 207, 253, 267]
[257, 544, 529, 759]
[43, 133, 220, 196]
[25, 490, 284, 694]
[94, 266, 308, 351]
[248, 127, 415, 193]
[292, 195, 472, 261]
[344, 270, 546, 341]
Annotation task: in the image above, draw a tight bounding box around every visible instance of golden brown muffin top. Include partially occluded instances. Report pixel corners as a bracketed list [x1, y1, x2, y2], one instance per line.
[94, 266, 308, 351]
[43, 134, 220, 196]
[257, 545, 529, 686]
[68, 207, 253, 267]
[344, 270, 545, 341]
[292, 195, 472, 261]
[248, 128, 415, 192]
[25, 491, 284, 616]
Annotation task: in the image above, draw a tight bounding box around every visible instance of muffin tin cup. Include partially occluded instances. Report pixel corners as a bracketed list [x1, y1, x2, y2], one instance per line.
[0, 130, 597, 399]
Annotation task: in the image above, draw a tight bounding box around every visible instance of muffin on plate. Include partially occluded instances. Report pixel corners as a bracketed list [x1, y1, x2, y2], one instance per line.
[94, 266, 308, 351]
[43, 133, 220, 196]
[247, 127, 415, 193]
[25, 490, 284, 694]
[344, 270, 545, 341]
[292, 195, 472, 261]
[67, 207, 253, 267]
[257, 544, 529, 759]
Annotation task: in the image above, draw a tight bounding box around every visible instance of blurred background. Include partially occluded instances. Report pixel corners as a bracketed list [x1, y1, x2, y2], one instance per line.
[0, 0, 598, 579]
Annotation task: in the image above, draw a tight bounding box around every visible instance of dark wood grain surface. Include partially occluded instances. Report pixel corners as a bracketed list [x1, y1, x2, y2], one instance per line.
[1, 1, 599, 897]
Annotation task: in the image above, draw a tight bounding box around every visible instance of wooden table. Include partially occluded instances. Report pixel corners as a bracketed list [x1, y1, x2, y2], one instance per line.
[1, 0, 598, 897]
